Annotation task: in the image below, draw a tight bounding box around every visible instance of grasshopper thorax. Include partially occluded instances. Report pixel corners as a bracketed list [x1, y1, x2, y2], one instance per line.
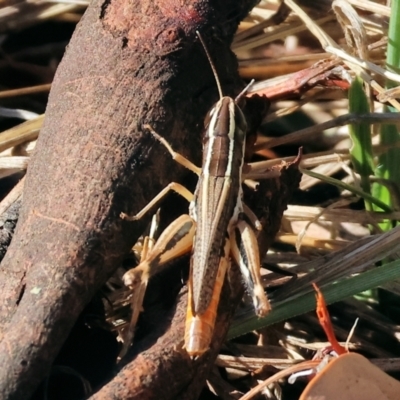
[201, 96, 247, 179]
[204, 97, 247, 142]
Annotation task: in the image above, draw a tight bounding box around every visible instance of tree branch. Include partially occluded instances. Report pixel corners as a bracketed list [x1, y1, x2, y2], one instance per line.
[0, 0, 259, 398]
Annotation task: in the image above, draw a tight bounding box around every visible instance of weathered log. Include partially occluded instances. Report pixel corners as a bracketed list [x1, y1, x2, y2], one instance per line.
[0, 0, 260, 398]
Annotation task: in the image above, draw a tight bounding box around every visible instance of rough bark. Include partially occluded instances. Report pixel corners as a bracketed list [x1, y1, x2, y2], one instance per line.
[0, 0, 259, 398]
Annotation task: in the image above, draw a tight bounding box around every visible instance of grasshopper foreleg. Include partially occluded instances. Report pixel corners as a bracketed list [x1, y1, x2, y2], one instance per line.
[144, 124, 201, 175]
[121, 125, 200, 221]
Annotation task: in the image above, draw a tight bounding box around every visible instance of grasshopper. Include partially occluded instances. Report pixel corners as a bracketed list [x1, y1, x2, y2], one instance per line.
[121, 32, 271, 357]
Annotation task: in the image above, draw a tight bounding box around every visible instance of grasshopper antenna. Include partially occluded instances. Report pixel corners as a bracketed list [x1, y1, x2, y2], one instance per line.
[196, 31, 224, 100]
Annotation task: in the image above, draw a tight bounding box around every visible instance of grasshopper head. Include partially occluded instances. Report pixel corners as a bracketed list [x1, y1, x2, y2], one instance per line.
[203, 97, 247, 142]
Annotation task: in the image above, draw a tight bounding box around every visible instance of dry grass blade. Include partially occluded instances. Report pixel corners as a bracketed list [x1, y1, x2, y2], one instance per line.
[0, 84, 51, 99]
[255, 113, 400, 150]
[0, 116, 43, 153]
[275, 226, 400, 297]
[238, 361, 321, 400]
[284, 205, 400, 225]
[0, 2, 85, 31]
[216, 354, 301, 370]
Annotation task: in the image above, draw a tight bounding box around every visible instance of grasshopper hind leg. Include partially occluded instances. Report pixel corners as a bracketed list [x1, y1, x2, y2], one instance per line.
[230, 218, 271, 317]
[120, 214, 196, 358]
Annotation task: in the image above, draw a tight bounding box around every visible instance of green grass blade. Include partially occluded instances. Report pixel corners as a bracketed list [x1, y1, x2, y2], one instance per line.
[300, 167, 392, 212]
[348, 77, 374, 208]
[372, 1, 400, 226]
[228, 258, 400, 339]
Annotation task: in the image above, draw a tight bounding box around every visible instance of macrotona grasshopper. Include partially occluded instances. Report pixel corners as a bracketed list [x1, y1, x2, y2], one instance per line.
[121, 32, 272, 357]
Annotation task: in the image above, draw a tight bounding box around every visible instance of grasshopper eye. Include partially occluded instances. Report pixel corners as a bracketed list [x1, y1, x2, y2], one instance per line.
[234, 104, 247, 138]
[203, 106, 216, 130]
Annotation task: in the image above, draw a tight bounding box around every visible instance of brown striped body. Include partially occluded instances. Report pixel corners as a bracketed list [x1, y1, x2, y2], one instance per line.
[185, 97, 247, 355]
[122, 94, 270, 357]
[185, 238, 230, 356]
